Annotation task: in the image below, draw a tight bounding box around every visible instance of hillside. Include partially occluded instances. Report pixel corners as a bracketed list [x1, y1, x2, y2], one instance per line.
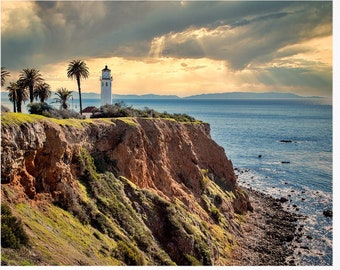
[1, 113, 254, 265]
[185, 91, 309, 99]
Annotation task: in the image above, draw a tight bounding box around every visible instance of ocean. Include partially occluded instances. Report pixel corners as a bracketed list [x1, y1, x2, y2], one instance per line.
[1, 97, 333, 265]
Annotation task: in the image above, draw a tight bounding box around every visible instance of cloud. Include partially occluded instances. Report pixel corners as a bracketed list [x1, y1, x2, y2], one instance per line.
[2, 1, 331, 70]
[153, 2, 332, 70]
[1, 1, 332, 97]
[1, 2, 45, 68]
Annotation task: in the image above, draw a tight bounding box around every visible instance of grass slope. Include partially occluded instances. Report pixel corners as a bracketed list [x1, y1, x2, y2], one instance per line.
[1, 114, 244, 266]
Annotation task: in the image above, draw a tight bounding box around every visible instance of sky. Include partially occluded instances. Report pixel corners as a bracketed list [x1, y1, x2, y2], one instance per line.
[1, 0, 333, 98]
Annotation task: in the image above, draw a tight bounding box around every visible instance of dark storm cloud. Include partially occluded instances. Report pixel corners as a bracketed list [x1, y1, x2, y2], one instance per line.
[2, 1, 157, 68]
[1, 1, 332, 71]
[157, 1, 332, 70]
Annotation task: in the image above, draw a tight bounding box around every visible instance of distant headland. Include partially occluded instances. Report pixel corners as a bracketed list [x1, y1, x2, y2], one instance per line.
[47, 91, 321, 100]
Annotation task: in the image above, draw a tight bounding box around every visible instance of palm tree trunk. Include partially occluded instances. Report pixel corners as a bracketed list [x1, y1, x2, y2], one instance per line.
[16, 99, 22, 113]
[13, 97, 17, 113]
[77, 77, 83, 115]
[29, 85, 34, 103]
[11, 90, 17, 112]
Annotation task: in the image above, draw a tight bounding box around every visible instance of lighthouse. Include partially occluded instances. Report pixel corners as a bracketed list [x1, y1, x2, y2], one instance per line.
[100, 65, 113, 105]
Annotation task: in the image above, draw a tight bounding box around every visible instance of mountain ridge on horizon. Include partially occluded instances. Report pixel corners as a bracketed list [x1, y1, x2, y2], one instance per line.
[184, 91, 321, 99]
[1, 91, 321, 101]
[79, 91, 321, 100]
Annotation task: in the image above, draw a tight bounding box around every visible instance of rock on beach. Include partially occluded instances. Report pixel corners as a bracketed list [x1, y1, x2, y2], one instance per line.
[231, 188, 300, 265]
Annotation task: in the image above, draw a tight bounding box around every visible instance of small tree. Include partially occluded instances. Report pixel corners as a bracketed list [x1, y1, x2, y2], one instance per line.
[34, 82, 52, 102]
[67, 60, 89, 115]
[7, 80, 29, 113]
[54, 87, 73, 110]
[6, 82, 18, 112]
[18, 68, 43, 103]
[27, 102, 53, 115]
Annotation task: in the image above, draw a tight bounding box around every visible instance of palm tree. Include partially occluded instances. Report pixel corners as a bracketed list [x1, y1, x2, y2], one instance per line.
[54, 88, 73, 110]
[67, 60, 89, 115]
[19, 68, 43, 103]
[1, 67, 10, 87]
[34, 82, 52, 103]
[7, 80, 29, 113]
[6, 82, 18, 112]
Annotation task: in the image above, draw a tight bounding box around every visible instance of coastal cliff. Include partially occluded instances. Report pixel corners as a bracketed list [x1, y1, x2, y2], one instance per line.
[1, 113, 252, 265]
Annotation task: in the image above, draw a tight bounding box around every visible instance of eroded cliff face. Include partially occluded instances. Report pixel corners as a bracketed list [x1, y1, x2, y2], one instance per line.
[1, 114, 251, 265]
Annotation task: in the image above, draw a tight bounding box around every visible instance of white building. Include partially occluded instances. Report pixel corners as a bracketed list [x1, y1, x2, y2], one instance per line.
[100, 65, 113, 106]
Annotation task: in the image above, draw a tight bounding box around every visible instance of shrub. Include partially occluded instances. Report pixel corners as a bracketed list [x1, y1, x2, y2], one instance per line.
[113, 240, 144, 265]
[27, 102, 53, 115]
[193, 239, 212, 265]
[27, 102, 85, 119]
[185, 254, 203, 266]
[90, 102, 201, 123]
[1, 204, 29, 249]
[200, 169, 210, 191]
[210, 206, 221, 223]
[43, 108, 85, 119]
[90, 212, 111, 234]
[91, 102, 135, 118]
[214, 194, 223, 206]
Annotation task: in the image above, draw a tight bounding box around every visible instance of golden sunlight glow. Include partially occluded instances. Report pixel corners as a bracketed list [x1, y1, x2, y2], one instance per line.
[33, 57, 233, 97]
[276, 35, 332, 68]
[29, 55, 312, 98]
[148, 36, 166, 58]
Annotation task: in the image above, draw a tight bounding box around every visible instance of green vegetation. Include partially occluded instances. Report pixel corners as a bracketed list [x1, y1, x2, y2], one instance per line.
[200, 169, 210, 191]
[7, 202, 121, 265]
[1, 204, 29, 249]
[0, 111, 95, 129]
[113, 241, 144, 265]
[116, 117, 137, 126]
[74, 148, 175, 265]
[0, 112, 46, 126]
[91, 102, 202, 123]
[27, 102, 53, 115]
[210, 205, 221, 223]
[73, 147, 227, 265]
[185, 254, 203, 266]
[196, 168, 245, 263]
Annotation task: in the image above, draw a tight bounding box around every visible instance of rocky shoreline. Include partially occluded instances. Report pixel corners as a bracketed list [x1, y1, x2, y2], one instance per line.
[231, 187, 305, 266]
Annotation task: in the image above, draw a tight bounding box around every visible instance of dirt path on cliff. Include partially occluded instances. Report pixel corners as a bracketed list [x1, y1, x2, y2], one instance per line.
[230, 188, 303, 266]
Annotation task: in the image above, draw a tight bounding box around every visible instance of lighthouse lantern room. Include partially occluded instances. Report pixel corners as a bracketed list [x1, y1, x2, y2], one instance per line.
[100, 65, 113, 106]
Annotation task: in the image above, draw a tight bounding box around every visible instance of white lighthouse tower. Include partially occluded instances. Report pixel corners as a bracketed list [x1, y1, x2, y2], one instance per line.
[100, 65, 113, 106]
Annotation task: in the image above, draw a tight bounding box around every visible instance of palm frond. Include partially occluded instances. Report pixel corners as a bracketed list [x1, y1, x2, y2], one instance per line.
[1, 67, 10, 87]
